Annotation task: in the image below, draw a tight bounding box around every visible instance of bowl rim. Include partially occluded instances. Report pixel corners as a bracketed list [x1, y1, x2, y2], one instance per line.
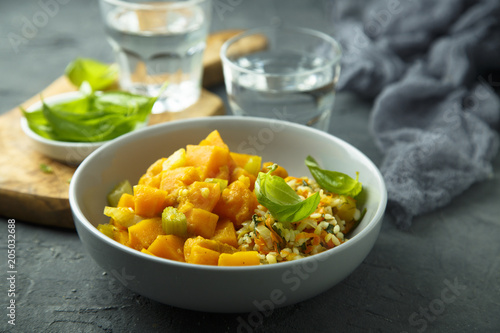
[20, 91, 108, 148]
[70, 116, 387, 271]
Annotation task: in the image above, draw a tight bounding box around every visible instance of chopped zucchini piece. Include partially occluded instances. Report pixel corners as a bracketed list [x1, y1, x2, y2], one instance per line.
[97, 224, 114, 238]
[162, 148, 186, 171]
[107, 180, 133, 207]
[162, 206, 188, 237]
[103, 206, 142, 227]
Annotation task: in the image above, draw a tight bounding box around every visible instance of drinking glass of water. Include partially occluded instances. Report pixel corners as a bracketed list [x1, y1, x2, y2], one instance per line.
[99, 0, 211, 113]
[220, 26, 342, 131]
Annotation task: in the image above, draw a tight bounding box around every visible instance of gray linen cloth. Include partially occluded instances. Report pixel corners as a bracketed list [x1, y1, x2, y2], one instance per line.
[335, 0, 500, 228]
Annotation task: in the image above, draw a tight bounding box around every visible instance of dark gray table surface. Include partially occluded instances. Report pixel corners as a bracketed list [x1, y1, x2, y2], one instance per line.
[1, 1, 499, 332]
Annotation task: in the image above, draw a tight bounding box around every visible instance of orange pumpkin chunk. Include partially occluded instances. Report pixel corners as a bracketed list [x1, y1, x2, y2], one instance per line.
[181, 181, 221, 212]
[199, 130, 229, 149]
[213, 176, 258, 228]
[215, 165, 230, 182]
[211, 218, 238, 248]
[183, 236, 237, 262]
[117, 193, 135, 209]
[146, 157, 167, 176]
[184, 207, 219, 239]
[230, 167, 256, 191]
[138, 158, 167, 188]
[134, 185, 173, 218]
[218, 251, 261, 266]
[159, 166, 201, 193]
[147, 234, 185, 262]
[138, 173, 162, 189]
[127, 217, 164, 250]
[187, 245, 220, 265]
[186, 144, 231, 180]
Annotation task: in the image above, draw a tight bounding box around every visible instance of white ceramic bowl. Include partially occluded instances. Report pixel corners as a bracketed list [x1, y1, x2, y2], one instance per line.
[20, 92, 107, 165]
[69, 116, 387, 313]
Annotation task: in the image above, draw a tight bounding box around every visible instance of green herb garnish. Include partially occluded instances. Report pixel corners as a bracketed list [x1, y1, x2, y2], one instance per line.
[22, 84, 155, 142]
[65, 57, 118, 91]
[255, 164, 320, 224]
[305, 156, 362, 197]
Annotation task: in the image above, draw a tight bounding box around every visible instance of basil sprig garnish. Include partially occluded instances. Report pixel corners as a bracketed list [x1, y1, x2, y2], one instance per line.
[255, 164, 320, 224]
[305, 156, 362, 197]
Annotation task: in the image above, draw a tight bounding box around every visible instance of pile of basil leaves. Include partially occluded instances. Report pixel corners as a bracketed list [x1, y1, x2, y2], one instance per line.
[22, 58, 157, 142]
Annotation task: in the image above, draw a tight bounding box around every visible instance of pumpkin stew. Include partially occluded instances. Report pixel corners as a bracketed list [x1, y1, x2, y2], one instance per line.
[98, 130, 364, 266]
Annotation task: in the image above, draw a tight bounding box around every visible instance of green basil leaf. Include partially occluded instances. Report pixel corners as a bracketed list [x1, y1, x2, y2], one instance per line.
[93, 91, 154, 121]
[21, 106, 54, 139]
[305, 156, 362, 197]
[25, 91, 155, 142]
[65, 58, 118, 91]
[255, 165, 320, 224]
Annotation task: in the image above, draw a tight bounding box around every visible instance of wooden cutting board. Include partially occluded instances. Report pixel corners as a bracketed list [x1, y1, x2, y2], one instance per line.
[0, 30, 267, 228]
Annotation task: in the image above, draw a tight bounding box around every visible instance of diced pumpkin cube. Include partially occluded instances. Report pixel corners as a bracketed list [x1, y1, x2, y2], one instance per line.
[187, 244, 220, 265]
[184, 208, 219, 239]
[159, 166, 202, 193]
[199, 130, 229, 149]
[147, 234, 185, 262]
[183, 236, 237, 262]
[186, 144, 231, 180]
[138, 173, 162, 189]
[214, 165, 230, 182]
[134, 185, 174, 218]
[213, 176, 258, 228]
[127, 217, 164, 250]
[211, 218, 238, 248]
[137, 158, 167, 188]
[180, 181, 221, 212]
[218, 251, 261, 266]
[117, 193, 135, 209]
[146, 158, 167, 176]
[230, 167, 256, 191]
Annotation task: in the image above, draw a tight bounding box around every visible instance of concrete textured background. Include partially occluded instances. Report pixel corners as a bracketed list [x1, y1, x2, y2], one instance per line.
[1, 0, 499, 332]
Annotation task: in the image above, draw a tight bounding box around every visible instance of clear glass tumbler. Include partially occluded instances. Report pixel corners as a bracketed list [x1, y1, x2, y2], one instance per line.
[220, 26, 342, 131]
[99, 0, 211, 113]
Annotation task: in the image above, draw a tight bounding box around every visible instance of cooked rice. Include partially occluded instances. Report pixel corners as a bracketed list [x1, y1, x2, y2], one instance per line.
[237, 177, 361, 264]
